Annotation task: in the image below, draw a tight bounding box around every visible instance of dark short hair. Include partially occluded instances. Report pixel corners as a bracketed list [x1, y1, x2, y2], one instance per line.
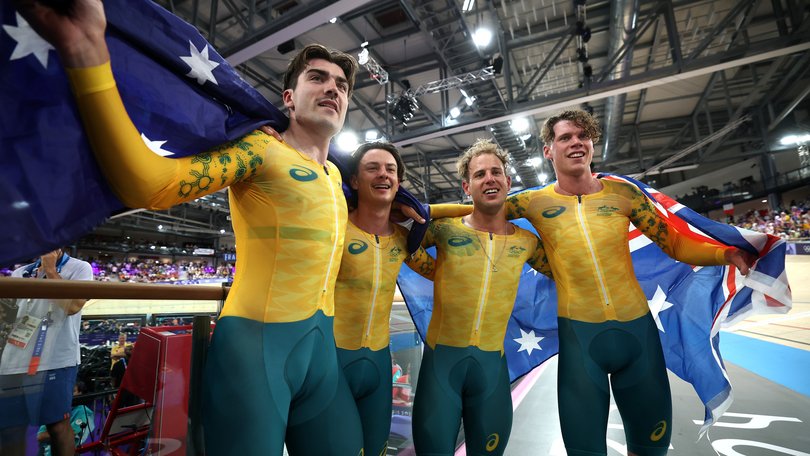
[351, 142, 405, 182]
[541, 109, 602, 145]
[282, 44, 358, 97]
[346, 142, 406, 210]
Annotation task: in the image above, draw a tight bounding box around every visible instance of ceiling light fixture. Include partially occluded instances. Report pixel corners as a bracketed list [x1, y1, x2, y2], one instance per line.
[336, 131, 359, 151]
[473, 28, 492, 48]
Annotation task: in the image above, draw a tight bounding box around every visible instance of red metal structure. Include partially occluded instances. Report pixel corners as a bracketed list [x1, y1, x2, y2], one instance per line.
[78, 325, 196, 455]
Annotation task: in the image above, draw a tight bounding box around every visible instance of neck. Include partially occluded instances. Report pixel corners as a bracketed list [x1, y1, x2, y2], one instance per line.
[464, 207, 510, 234]
[350, 203, 394, 235]
[555, 172, 600, 196]
[282, 125, 331, 165]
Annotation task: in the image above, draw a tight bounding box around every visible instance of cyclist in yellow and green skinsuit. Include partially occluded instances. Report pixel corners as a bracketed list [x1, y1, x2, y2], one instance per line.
[412, 140, 553, 456]
[505, 109, 756, 456]
[333, 142, 436, 456]
[15, 2, 385, 453]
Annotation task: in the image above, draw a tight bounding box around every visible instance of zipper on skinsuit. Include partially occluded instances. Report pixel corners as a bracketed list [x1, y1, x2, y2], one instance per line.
[364, 234, 382, 344]
[575, 195, 611, 310]
[321, 170, 341, 307]
[473, 232, 494, 343]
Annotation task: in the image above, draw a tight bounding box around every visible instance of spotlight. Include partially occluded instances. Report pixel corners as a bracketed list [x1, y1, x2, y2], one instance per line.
[390, 94, 419, 126]
[336, 131, 359, 151]
[473, 28, 493, 48]
[511, 117, 530, 133]
[583, 64, 593, 78]
[365, 130, 380, 141]
[576, 47, 588, 63]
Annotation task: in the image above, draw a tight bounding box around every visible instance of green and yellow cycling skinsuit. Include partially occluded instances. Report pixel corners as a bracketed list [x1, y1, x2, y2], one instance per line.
[66, 63, 363, 455]
[506, 179, 730, 456]
[334, 221, 435, 456]
[412, 217, 552, 456]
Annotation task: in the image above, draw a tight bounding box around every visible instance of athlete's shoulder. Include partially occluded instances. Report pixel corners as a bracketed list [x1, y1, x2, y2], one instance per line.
[600, 177, 644, 200]
[393, 223, 411, 240]
[512, 224, 539, 239]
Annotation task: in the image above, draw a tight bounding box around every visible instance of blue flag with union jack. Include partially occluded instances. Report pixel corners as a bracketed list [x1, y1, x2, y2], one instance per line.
[397, 173, 791, 433]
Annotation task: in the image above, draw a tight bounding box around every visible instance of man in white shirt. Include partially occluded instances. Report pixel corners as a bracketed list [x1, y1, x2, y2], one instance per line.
[0, 248, 93, 456]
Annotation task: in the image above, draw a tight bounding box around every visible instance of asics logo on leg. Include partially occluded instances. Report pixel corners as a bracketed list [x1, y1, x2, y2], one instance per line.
[486, 433, 500, 451]
[650, 420, 667, 441]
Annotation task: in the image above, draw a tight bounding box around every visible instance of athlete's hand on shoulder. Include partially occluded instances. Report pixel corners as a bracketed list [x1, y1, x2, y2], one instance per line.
[391, 202, 426, 225]
[13, 0, 109, 67]
[724, 247, 757, 276]
[259, 125, 283, 142]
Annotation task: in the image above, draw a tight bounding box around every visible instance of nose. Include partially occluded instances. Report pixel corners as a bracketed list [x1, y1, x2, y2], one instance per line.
[324, 77, 338, 97]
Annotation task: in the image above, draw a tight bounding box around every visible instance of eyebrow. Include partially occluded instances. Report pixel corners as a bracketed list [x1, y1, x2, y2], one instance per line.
[305, 68, 349, 86]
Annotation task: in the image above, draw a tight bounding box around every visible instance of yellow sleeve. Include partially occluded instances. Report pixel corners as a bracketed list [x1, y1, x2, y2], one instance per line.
[421, 221, 437, 249]
[505, 191, 534, 220]
[404, 246, 436, 281]
[629, 187, 729, 265]
[429, 203, 472, 219]
[527, 236, 553, 279]
[65, 62, 272, 210]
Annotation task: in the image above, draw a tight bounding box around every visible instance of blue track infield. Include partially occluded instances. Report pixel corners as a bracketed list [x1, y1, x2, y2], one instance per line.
[721, 331, 810, 397]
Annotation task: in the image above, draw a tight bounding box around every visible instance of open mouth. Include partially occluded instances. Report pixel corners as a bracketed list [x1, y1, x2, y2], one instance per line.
[568, 151, 586, 159]
[318, 100, 338, 112]
[483, 188, 499, 195]
[373, 183, 391, 190]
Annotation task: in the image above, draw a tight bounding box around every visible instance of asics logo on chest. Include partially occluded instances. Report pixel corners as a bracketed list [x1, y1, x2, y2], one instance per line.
[447, 236, 473, 247]
[542, 206, 566, 218]
[289, 165, 318, 182]
[348, 240, 368, 254]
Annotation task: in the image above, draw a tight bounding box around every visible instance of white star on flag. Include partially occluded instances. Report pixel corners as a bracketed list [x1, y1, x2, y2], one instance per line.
[3, 13, 54, 69]
[648, 285, 674, 332]
[141, 133, 173, 156]
[514, 328, 543, 356]
[180, 41, 220, 85]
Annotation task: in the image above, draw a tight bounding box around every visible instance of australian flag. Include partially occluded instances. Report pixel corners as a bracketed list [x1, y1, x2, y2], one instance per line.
[397, 173, 791, 434]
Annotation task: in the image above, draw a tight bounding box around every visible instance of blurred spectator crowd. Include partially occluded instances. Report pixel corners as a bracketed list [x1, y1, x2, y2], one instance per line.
[90, 260, 234, 283]
[724, 200, 810, 240]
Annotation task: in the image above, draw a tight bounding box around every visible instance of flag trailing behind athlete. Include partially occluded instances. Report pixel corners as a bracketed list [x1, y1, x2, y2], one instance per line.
[0, 0, 427, 265]
[398, 173, 790, 434]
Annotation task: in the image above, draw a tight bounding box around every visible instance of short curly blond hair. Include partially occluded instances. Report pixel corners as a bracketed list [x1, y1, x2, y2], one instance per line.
[456, 139, 509, 181]
[541, 109, 601, 145]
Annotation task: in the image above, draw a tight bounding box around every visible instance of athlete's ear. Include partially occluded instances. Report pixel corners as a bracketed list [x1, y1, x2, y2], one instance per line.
[461, 179, 471, 196]
[350, 174, 359, 190]
[282, 89, 294, 110]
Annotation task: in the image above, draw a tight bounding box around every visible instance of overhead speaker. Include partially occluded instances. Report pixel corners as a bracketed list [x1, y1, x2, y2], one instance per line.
[277, 39, 296, 55]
